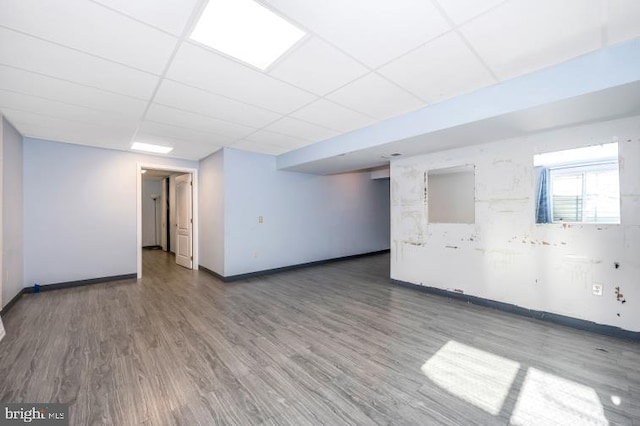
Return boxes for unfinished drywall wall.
[223,148,390,276]
[428,166,475,224]
[391,115,640,332]
[23,138,197,286]
[198,149,224,276]
[2,117,23,308]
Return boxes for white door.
[175,173,193,269]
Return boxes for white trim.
[549,159,618,173]
[0,114,4,308]
[137,162,199,279]
[161,178,168,252]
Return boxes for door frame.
[160,177,168,252]
[0,115,4,308]
[136,162,198,279]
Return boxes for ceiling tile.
[0,0,631,161]
[244,129,310,149]
[378,32,496,104]
[5,109,136,149]
[263,0,451,68]
[268,37,369,95]
[230,140,290,155]
[0,65,147,117]
[92,0,199,36]
[167,43,317,114]
[606,0,640,45]
[290,99,375,132]
[326,73,424,120]
[155,79,281,128]
[146,103,256,139]
[434,0,506,26]
[262,117,338,141]
[0,89,139,128]
[139,120,235,146]
[459,0,602,80]
[134,133,223,160]
[0,28,159,99]
[0,0,177,74]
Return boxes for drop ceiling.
[1,0,639,162]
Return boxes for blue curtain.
[535,166,551,223]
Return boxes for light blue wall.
[23,140,388,284]
[23,138,197,286]
[198,149,224,275]
[2,117,23,308]
[223,148,390,276]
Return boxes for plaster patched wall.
[391,115,640,331]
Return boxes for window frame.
[548,159,620,224]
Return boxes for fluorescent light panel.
[191,0,305,70]
[131,142,174,154]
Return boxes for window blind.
[551,165,619,224]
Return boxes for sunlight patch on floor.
[422,341,610,424]
[510,368,608,426]
[421,340,520,415]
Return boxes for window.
[534,143,620,224]
[550,163,619,223]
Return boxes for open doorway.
[136,163,198,279]
[141,170,166,251]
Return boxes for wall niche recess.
[427,165,475,224]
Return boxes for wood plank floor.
[1,250,639,425]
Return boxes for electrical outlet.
[258,216,263,223]
[592,283,603,296]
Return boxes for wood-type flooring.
[1,250,638,425]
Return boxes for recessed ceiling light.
[131,142,174,154]
[190,0,306,70]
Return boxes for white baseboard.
[0,317,5,342]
